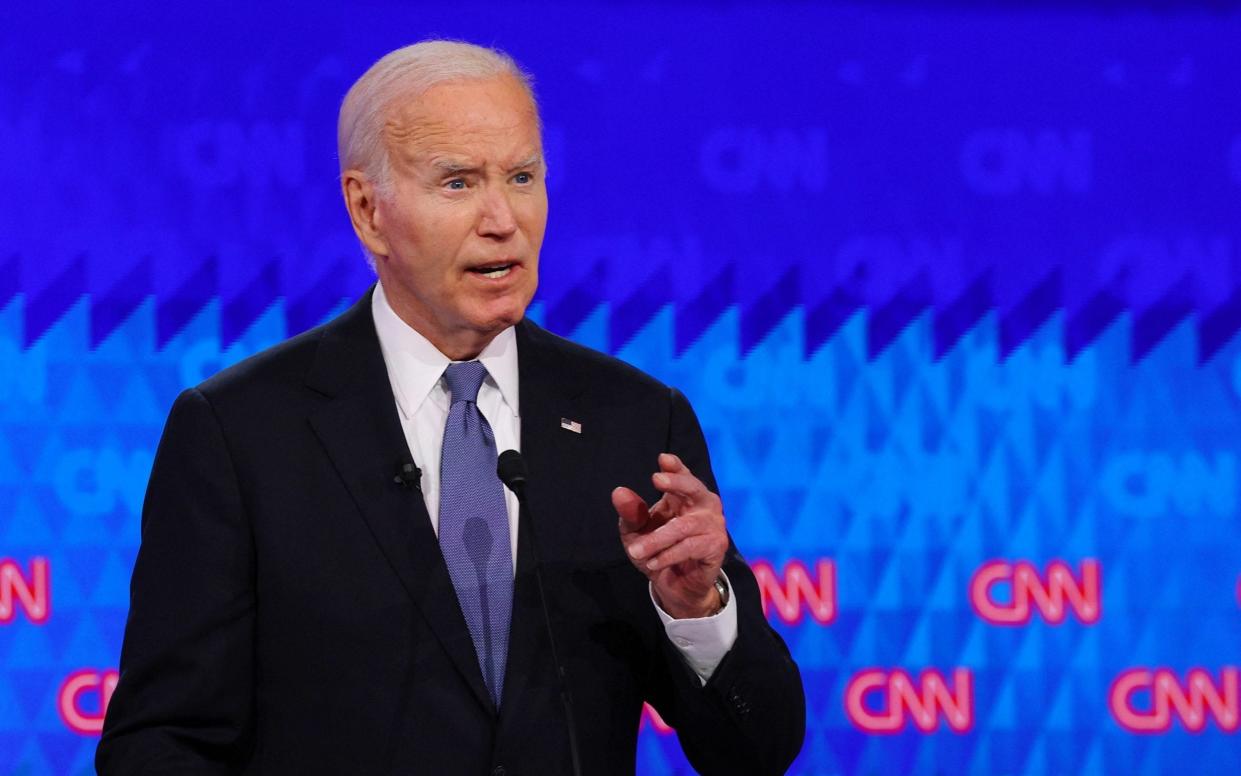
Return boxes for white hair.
[337,39,538,198]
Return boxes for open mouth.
[468,263,516,280]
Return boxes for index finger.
[651,468,711,503]
[658,452,689,475]
[655,453,699,500]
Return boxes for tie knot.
[444,361,488,405]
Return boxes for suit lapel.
[499,319,593,719]
[304,288,494,714]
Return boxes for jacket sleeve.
[96,388,256,775]
[645,387,806,775]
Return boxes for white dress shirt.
[371,282,736,682]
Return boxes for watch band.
[711,575,729,615]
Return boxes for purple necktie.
[438,361,513,706]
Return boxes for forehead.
[384,76,541,162]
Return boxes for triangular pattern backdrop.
[2,3,1240,774]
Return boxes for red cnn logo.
[752,559,835,625]
[969,559,1100,625]
[845,668,973,733]
[640,703,674,735]
[59,669,119,735]
[0,557,50,625]
[1110,667,1239,733]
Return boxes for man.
[98,40,804,774]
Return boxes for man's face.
[357,75,547,358]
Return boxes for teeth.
[479,266,511,279]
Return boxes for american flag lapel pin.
[560,417,582,434]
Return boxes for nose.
[478,187,517,239]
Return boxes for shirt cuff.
[650,571,739,685]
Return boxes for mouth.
[467,261,519,280]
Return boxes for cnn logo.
[970,559,1100,625]
[752,559,835,626]
[0,557,50,625]
[845,668,973,733]
[1110,667,1238,734]
[59,669,119,735]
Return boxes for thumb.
[612,486,650,535]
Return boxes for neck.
[433,338,488,362]
[378,283,496,361]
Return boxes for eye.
[513,172,533,185]
[445,178,467,190]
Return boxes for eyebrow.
[431,158,480,176]
[506,153,543,172]
[429,153,543,177]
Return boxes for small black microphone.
[496,450,582,776]
[496,449,527,500]
[393,461,421,490]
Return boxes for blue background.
[1,2,1239,773]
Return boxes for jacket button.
[492,767,506,776]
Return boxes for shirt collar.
[371,281,520,419]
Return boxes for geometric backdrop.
[2,3,1239,774]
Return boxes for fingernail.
[654,474,669,486]
[646,560,658,570]
[629,544,643,559]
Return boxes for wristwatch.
[711,575,730,615]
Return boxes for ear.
[341,170,390,259]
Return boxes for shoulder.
[195,321,326,402]
[516,318,675,401]
[193,290,378,409]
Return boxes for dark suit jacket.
[97,288,804,775]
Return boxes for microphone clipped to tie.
[394,460,422,491]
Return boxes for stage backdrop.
[2,2,1239,774]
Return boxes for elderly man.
[98,40,804,775]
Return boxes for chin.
[487,291,534,326]
[492,308,527,330]
[470,304,527,337]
